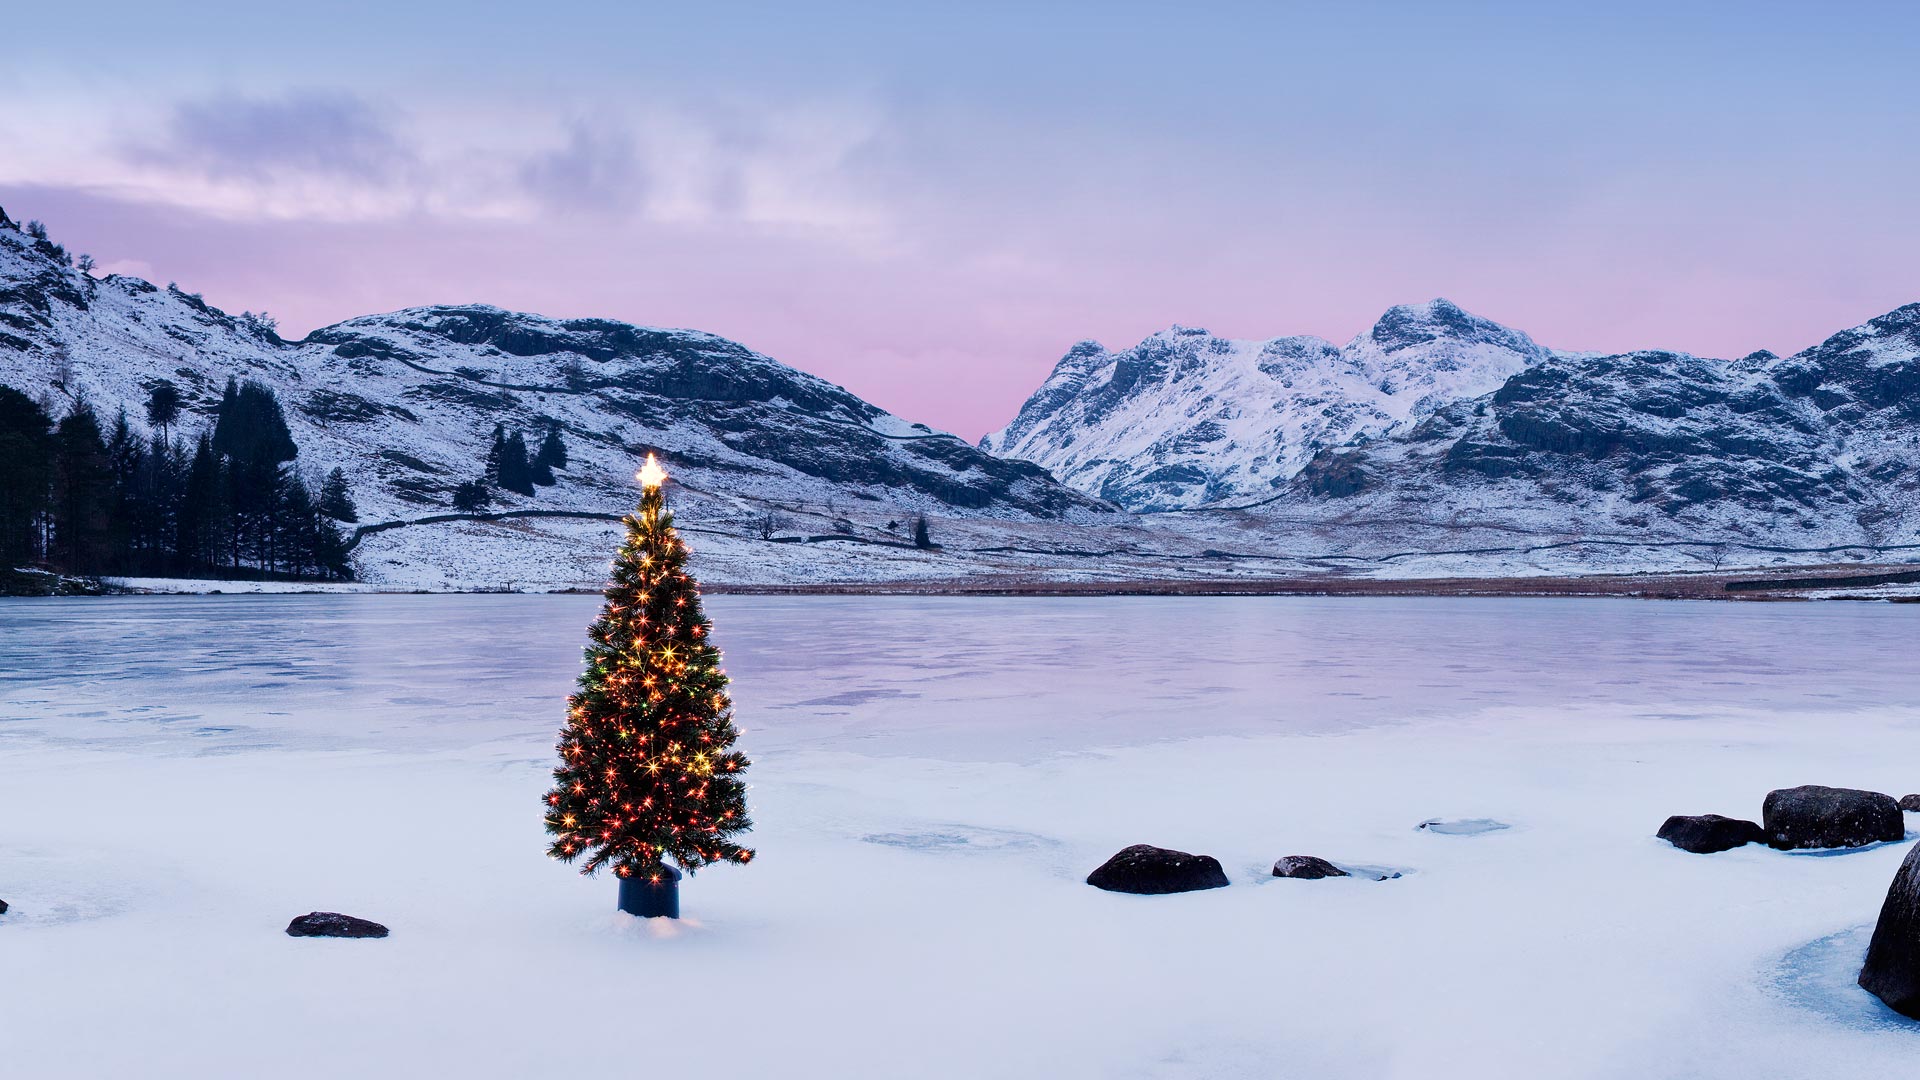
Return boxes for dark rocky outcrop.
[1657,814,1765,854]
[1901,794,1920,813]
[1086,844,1230,894]
[1272,855,1349,880]
[0,898,8,915]
[1762,786,1905,850]
[285,912,389,938]
[1859,841,1920,1019]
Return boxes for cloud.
[519,123,644,215]
[133,91,410,183]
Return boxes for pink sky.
[5,4,1919,438]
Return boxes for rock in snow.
[0,898,8,915]
[1086,845,1230,894]
[285,912,390,938]
[1272,856,1349,880]
[1761,786,1905,850]
[1657,814,1766,854]
[1901,794,1920,813]
[1858,841,1920,1019]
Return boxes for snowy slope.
[0,209,1116,584]
[1269,313,1920,553]
[981,300,1545,510]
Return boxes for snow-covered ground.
[3,595,1918,1077]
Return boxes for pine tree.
[51,400,116,573]
[319,467,358,523]
[500,431,535,495]
[178,432,227,572]
[0,388,54,567]
[486,423,508,484]
[545,454,754,883]
[912,515,933,549]
[536,425,568,471]
[451,479,491,512]
[529,453,555,487]
[145,381,182,439]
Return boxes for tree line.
[453,423,568,511]
[0,377,356,580]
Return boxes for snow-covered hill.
[1263,307,1920,552]
[0,207,1117,585]
[981,300,1545,510]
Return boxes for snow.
[983,302,1544,510]
[4,594,1918,1077]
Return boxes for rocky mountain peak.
[983,303,1542,510]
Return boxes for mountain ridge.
[982,299,1546,510]
[0,211,1116,550]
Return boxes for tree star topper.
[636,452,668,489]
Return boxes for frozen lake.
[3,595,1918,1077]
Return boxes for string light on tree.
[544,451,754,918]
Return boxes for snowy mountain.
[981,300,1546,510]
[0,207,1114,579]
[1271,307,1920,551]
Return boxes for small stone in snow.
[286,912,389,938]
[1900,794,1920,813]
[1272,855,1349,880]
[1657,814,1766,854]
[0,898,8,915]
[1086,844,1230,895]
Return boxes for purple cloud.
[519,124,643,214]
[134,91,408,182]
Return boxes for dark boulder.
[0,898,8,915]
[1272,855,1349,880]
[1762,786,1905,850]
[285,912,389,938]
[1859,841,1920,1019]
[1087,844,1229,894]
[1901,794,1920,813]
[1657,814,1765,854]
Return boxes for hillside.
[0,208,1119,586]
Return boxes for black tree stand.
[618,865,682,919]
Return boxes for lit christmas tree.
[545,453,753,916]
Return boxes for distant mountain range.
[983,298,1920,554]
[5,198,1917,588]
[981,300,1544,510]
[0,206,1112,551]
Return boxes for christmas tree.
[545,453,754,890]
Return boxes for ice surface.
[1415,818,1512,836]
[3,595,1919,1077]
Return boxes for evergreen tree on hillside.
[177,432,226,571]
[536,425,569,471]
[0,388,54,567]
[499,431,535,495]
[212,380,298,570]
[486,423,508,483]
[529,448,556,487]
[130,433,185,572]
[452,480,491,512]
[319,467,358,523]
[145,381,182,439]
[51,401,116,573]
[212,380,297,466]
